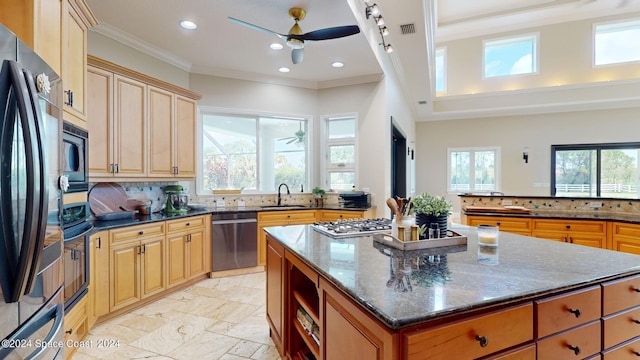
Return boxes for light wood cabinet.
[466,215,532,236]
[166,215,211,288]
[88,230,109,328]
[0,0,62,75]
[62,0,96,126]
[610,222,640,255]
[266,236,286,355]
[316,209,375,221]
[532,219,607,248]
[109,224,166,312]
[63,295,88,358]
[148,89,197,178]
[257,210,316,266]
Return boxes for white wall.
[415,107,640,216]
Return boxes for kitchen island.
[264,224,640,359]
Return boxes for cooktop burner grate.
[311,218,392,238]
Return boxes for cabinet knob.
[186,223,190,226]
[496,222,501,226]
[634,319,640,324]
[474,335,488,347]
[139,231,144,235]
[568,308,581,318]
[568,344,581,356]
[65,328,73,334]
[566,225,571,229]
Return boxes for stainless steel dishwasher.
[211,212,258,271]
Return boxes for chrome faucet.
[277,183,290,206]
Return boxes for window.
[435,47,446,93]
[448,147,500,192]
[594,19,640,66]
[552,143,640,198]
[323,115,357,191]
[200,111,309,192]
[483,34,537,78]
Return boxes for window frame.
[593,18,640,67]
[551,142,640,198]
[435,46,447,94]
[196,106,313,195]
[482,33,539,79]
[447,146,501,194]
[321,113,358,191]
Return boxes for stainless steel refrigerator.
[0,23,65,360]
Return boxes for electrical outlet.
[502,200,513,206]
[217,200,226,208]
[589,201,602,208]
[363,187,370,193]
[238,200,246,208]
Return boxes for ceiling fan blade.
[292,48,304,64]
[301,25,360,41]
[286,138,297,144]
[228,17,287,41]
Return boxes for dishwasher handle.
[211,218,257,225]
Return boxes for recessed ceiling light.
[279,67,290,73]
[180,20,197,30]
[331,61,344,68]
[270,43,284,50]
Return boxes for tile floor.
[72,272,282,360]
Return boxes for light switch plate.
[502,200,513,206]
[589,201,602,208]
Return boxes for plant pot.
[415,214,448,239]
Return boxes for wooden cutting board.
[88,182,128,215]
[464,205,531,214]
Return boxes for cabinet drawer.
[64,295,87,332]
[467,216,531,232]
[485,344,536,360]
[258,210,316,223]
[603,306,640,349]
[166,215,206,232]
[611,222,640,238]
[603,336,640,359]
[110,222,165,244]
[404,303,533,360]
[537,321,601,359]
[532,219,606,233]
[317,210,364,221]
[536,285,601,338]
[603,274,640,316]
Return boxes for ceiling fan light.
[286,37,305,49]
[270,43,284,50]
[179,20,197,30]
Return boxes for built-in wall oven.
[62,122,88,193]
[61,202,93,311]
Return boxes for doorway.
[391,119,407,198]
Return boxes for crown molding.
[90,23,193,72]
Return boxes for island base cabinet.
[266,237,285,356]
[602,337,640,359]
[320,278,397,360]
[536,320,601,359]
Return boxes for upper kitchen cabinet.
[0,0,63,75]
[87,56,201,181]
[62,0,97,127]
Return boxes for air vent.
[400,23,415,35]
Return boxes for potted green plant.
[312,187,326,207]
[410,193,452,239]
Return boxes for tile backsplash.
[459,195,640,215]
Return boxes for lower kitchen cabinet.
[316,209,375,221]
[609,222,640,255]
[532,219,607,248]
[265,236,286,355]
[88,230,109,328]
[166,215,211,288]
[466,215,532,236]
[109,225,167,312]
[63,295,89,359]
[257,210,316,266]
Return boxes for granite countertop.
[264,224,640,330]
[463,209,640,223]
[91,205,374,231]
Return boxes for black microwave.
[62,122,88,192]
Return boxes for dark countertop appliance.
[339,191,371,208]
[0,23,65,359]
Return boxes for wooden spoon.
[386,198,399,216]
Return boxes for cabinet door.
[266,237,285,356]
[87,66,114,177]
[141,236,166,298]
[531,230,566,242]
[175,96,196,177]
[63,0,87,123]
[148,86,174,177]
[167,231,188,288]
[317,210,365,221]
[110,241,140,311]
[91,231,110,321]
[569,232,606,249]
[114,75,146,177]
[188,227,209,278]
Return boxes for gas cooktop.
[311,218,392,238]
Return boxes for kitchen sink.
[260,205,308,209]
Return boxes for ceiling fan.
[228,7,360,64]
[279,122,305,145]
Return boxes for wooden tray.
[88,182,128,215]
[373,231,467,251]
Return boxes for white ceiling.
[85,0,640,119]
